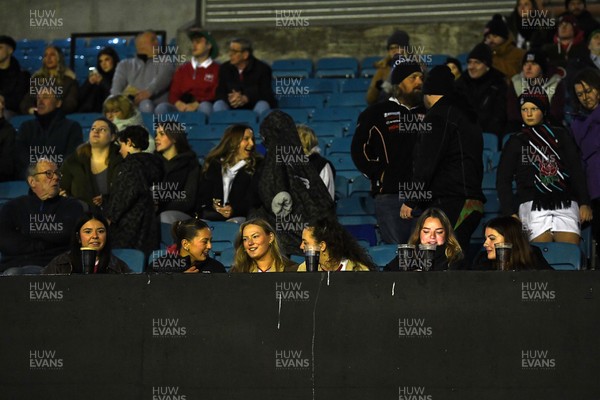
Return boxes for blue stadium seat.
[481,171,496,191]
[531,242,583,270]
[326,136,353,156]
[326,93,367,108]
[315,57,359,79]
[349,174,371,197]
[483,132,499,152]
[189,140,218,159]
[207,221,240,253]
[427,54,452,68]
[113,248,146,273]
[311,107,361,124]
[336,196,375,216]
[338,215,377,225]
[368,244,398,270]
[301,78,340,94]
[483,190,501,214]
[17,39,47,53]
[339,78,371,93]
[217,246,235,271]
[360,56,381,78]
[160,222,174,249]
[208,110,257,125]
[271,58,313,79]
[456,52,469,67]
[334,175,350,199]
[470,213,501,244]
[277,94,326,109]
[308,121,347,139]
[274,108,311,124]
[0,181,30,201]
[68,113,103,131]
[329,154,359,178]
[8,115,35,131]
[343,223,378,246]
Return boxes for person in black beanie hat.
[561,0,600,41]
[352,54,425,244]
[367,30,411,105]
[484,14,526,78]
[0,35,30,118]
[445,57,463,80]
[400,64,485,259]
[456,43,508,138]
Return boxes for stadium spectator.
[366,29,410,105]
[497,90,592,244]
[484,14,526,79]
[297,215,375,271]
[542,14,588,70]
[0,35,30,119]
[297,124,335,200]
[77,47,120,113]
[155,28,220,117]
[105,125,163,255]
[456,43,508,138]
[559,0,600,41]
[471,216,552,270]
[506,0,554,50]
[213,38,276,115]
[199,124,261,222]
[230,218,297,272]
[0,158,84,274]
[102,94,155,152]
[351,56,425,244]
[59,117,122,211]
[0,94,16,181]
[385,208,465,271]
[110,30,174,113]
[43,212,131,274]
[154,121,200,215]
[445,57,463,80]
[20,45,79,115]
[401,65,485,255]
[15,85,84,179]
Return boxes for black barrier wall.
[1,272,599,400]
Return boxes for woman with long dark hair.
[472,216,551,270]
[78,47,120,113]
[298,216,375,271]
[199,124,261,221]
[43,212,130,274]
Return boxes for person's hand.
[174,101,187,112]
[217,204,233,219]
[59,189,68,197]
[184,266,199,273]
[580,205,593,223]
[92,195,103,206]
[228,91,247,108]
[88,73,102,85]
[185,101,199,112]
[134,90,151,105]
[400,203,413,219]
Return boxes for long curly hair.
[408,208,463,265]
[202,124,260,175]
[231,218,287,272]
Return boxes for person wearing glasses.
[213,38,277,116]
[59,117,123,211]
[0,158,84,275]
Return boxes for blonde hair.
[102,94,136,119]
[296,124,318,155]
[230,218,286,273]
[408,208,463,265]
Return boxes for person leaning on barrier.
[385,208,465,271]
[298,216,375,272]
[151,218,226,273]
[43,212,130,274]
[230,218,297,273]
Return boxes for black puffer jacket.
[157,151,200,215]
[105,152,164,255]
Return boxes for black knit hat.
[445,57,463,74]
[390,55,421,84]
[522,49,548,74]
[387,30,409,48]
[565,0,586,8]
[468,43,493,67]
[423,65,455,96]
[484,14,509,39]
[519,88,550,115]
[0,35,16,51]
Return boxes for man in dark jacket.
[401,65,485,256]
[15,86,83,179]
[456,43,507,140]
[0,35,30,118]
[0,158,84,274]
[213,38,276,116]
[351,56,426,244]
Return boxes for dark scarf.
[522,122,571,211]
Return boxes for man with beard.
[400,66,485,258]
[351,55,425,244]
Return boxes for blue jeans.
[213,99,271,115]
[374,194,415,244]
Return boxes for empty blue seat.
[271,58,313,79]
[207,221,240,253]
[0,181,30,200]
[349,174,371,197]
[277,94,326,109]
[301,78,340,94]
[326,93,367,108]
[338,215,377,225]
[68,113,104,131]
[209,110,257,125]
[326,136,353,156]
[334,175,350,199]
[315,57,359,79]
[481,171,496,191]
[339,78,371,93]
[343,223,378,246]
[311,107,361,124]
[336,196,375,216]
[360,56,381,78]
[368,244,398,270]
[483,132,499,152]
[217,246,235,271]
[189,140,217,159]
[483,190,501,214]
[113,248,146,273]
[308,121,347,139]
[329,154,358,175]
[531,242,583,270]
[8,115,35,131]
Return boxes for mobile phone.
[88,67,98,75]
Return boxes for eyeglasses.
[91,127,109,133]
[228,48,244,54]
[33,170,62,179]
